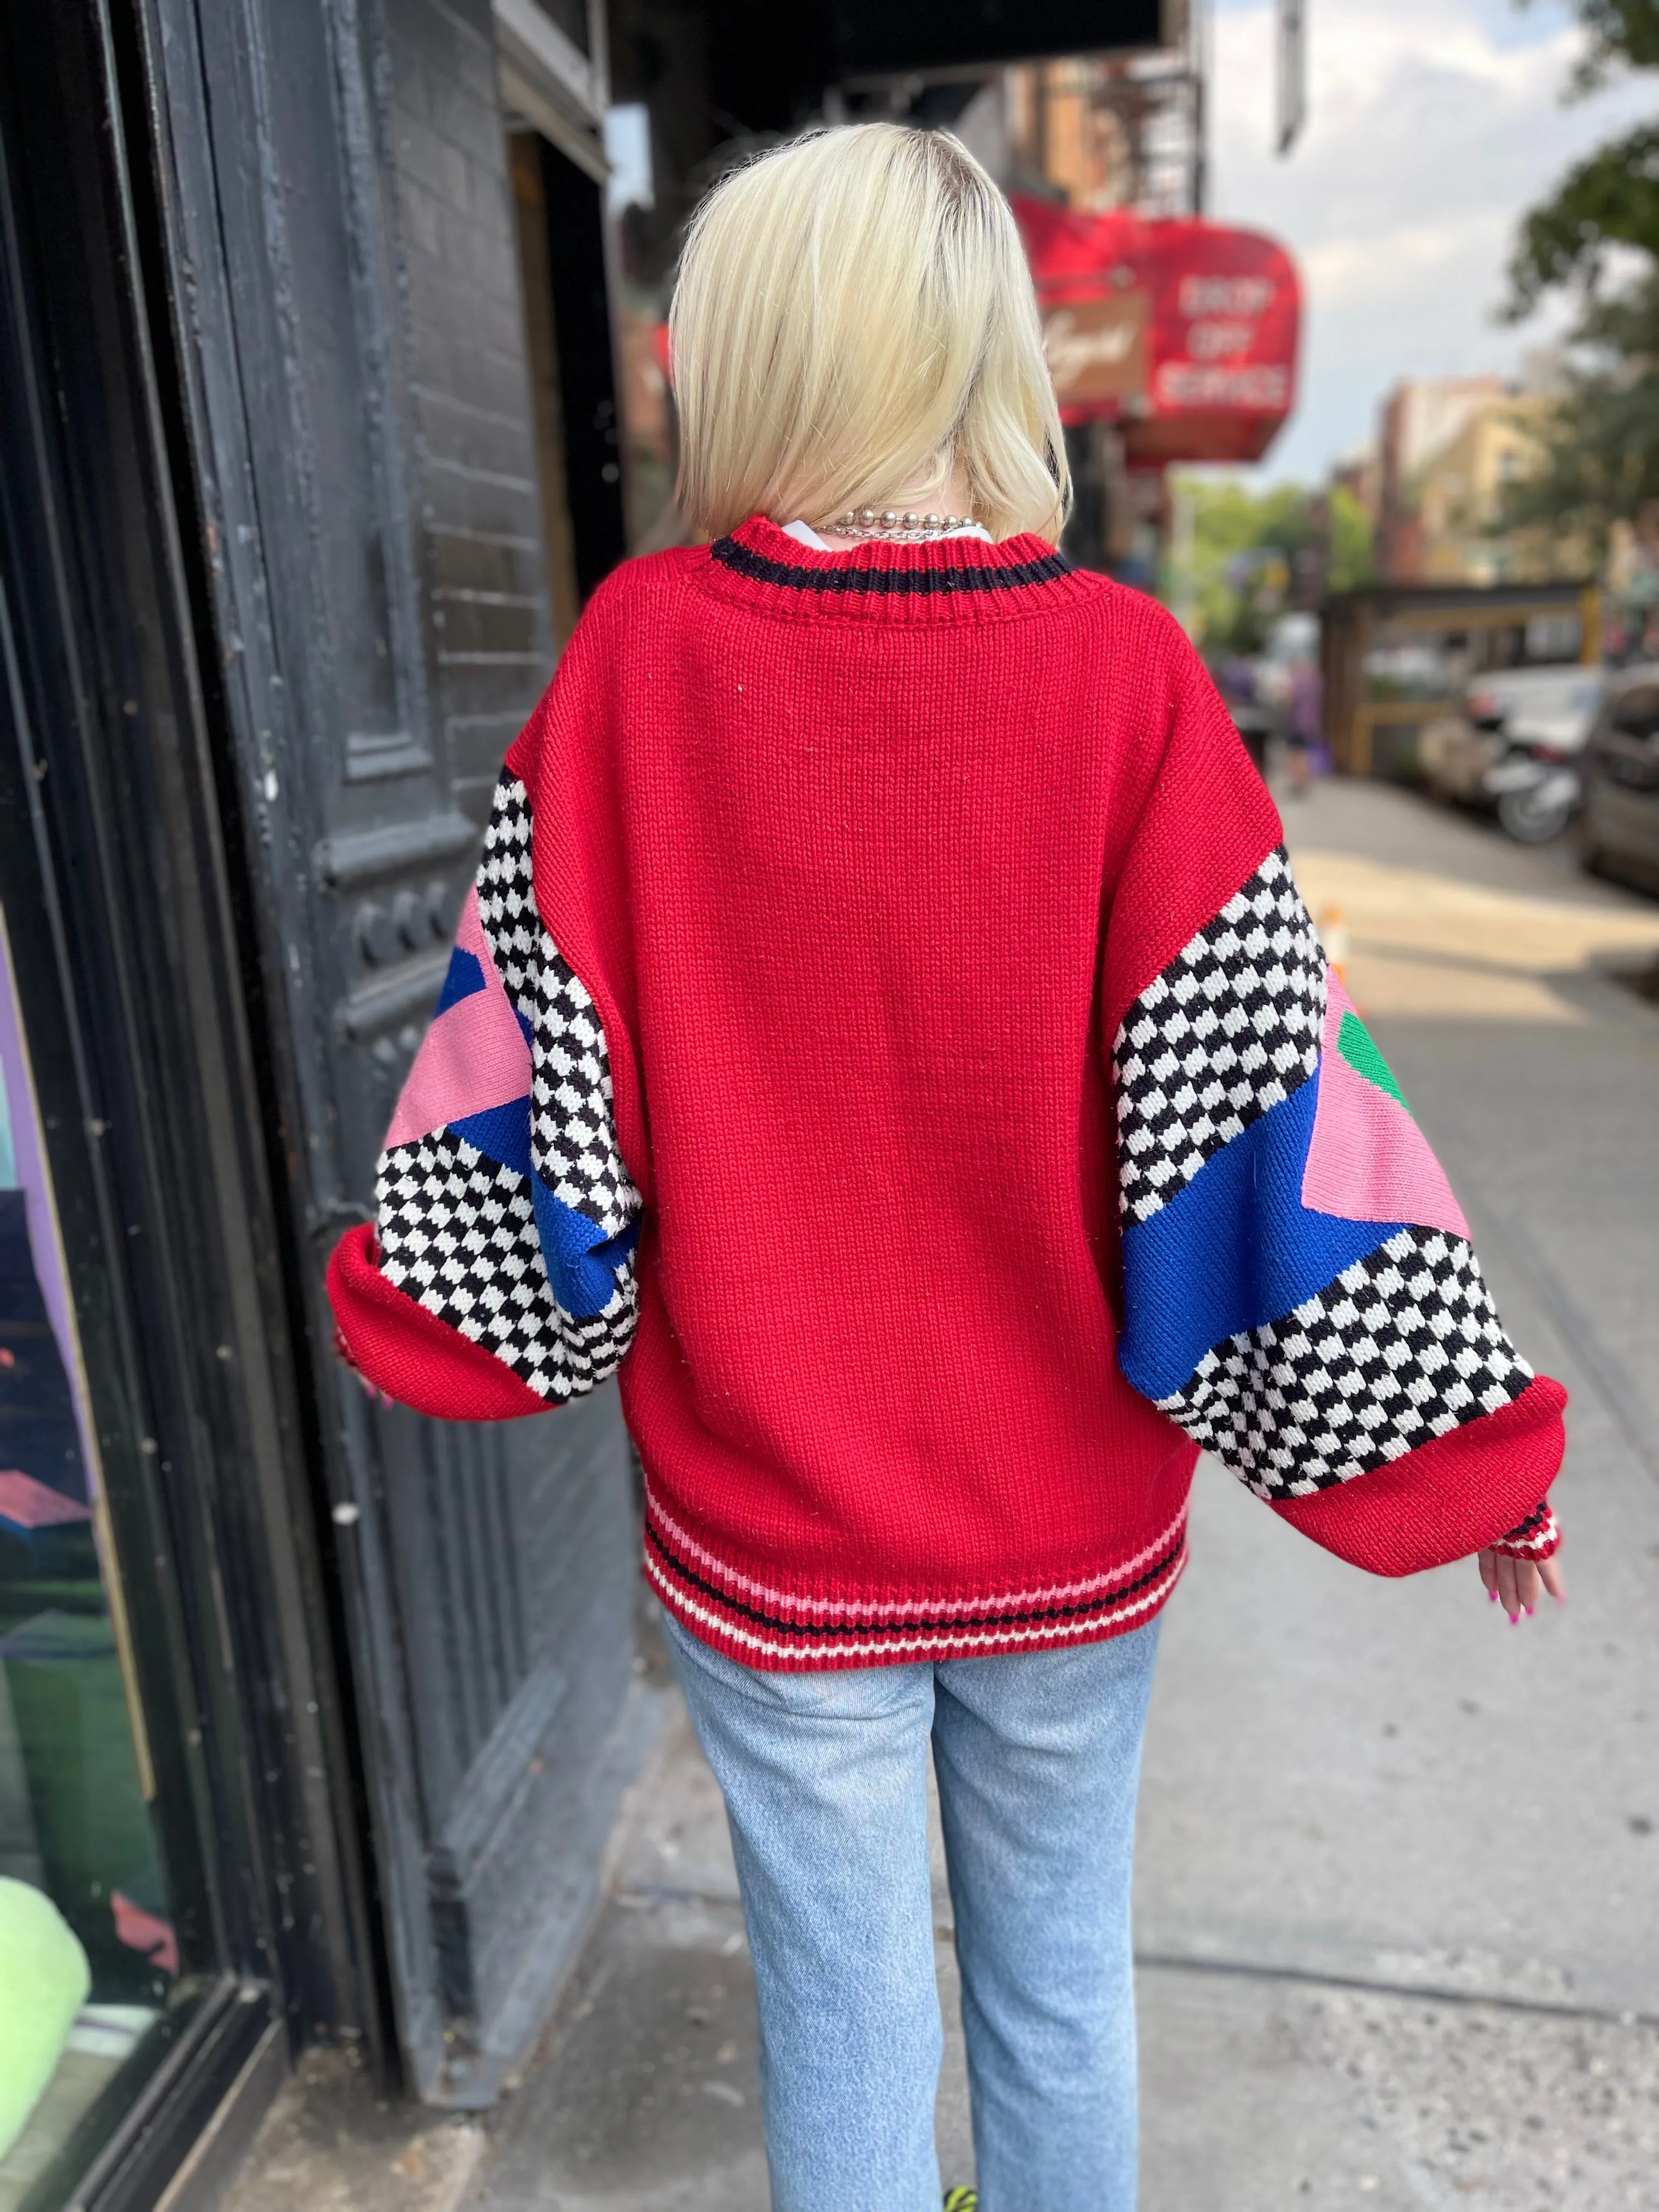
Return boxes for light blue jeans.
[662,1610,1161,2212]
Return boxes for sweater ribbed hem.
[641,1489,1188,1671]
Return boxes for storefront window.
[0,913,196,2209]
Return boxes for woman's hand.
[1476,1544,1565,1622]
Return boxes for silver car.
[1579,664,1659,895]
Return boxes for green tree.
[1499,3,1659,550]
[1498,277,1659,554]
[1505,4,1659,303]
[1504,122,1659,313]
[1328,486,1376,592]
[1171,479,1373,651]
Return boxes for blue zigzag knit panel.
[1119,1060,1404,1402]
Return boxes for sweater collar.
[702,515,1087,623]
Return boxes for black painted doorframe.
[125,0,649,2107]
[0,3,388,2202]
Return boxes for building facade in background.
[1003,46,1205,216]
[1370,371,1583,588]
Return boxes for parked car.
[1578,664,1659,894]
[1420,664,1609,840]
[1419,709,1500,804]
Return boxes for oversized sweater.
[328,516,1566,1669]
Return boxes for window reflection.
[0,914,178,2203]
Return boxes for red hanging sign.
[1014,198,1301,466]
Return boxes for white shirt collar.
[780,518,994,551]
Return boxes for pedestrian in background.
[1284,652,1325,794]
[1210,648,1271,778]
[330,124,1566,2212]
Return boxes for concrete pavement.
[220,777,1659,2210]
[1135,778,1659,2206]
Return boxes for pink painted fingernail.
[1508,1612,1520,1626]
[1488,1589,1498,1603]
[1525,1606,1534,1617]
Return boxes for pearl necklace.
[815,506,981,543]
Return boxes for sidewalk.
[222,778,1659,2212]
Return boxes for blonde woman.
[331,125,1565,2211]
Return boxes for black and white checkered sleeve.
[371,771,642,1406]
[476,774,642,1245]
[1113,845,1325,1228]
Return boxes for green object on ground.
[1338,1009,1410,1110]
[0,1875,91,2160]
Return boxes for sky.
[1207,0,1655,484]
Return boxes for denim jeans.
[661,1609,1161,2212]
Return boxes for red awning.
[1014,199,1301,466]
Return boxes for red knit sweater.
[329,517,1565,1668]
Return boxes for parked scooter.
[1423,664,1606,844]
[1482,741,1582,844]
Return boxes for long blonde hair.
[670,124,1069,544]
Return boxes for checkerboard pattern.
[529,954,637,1235]
[475,772,540,1005]
[369,769,642,1399]
[376,1126,637,1402]
[477,770,641,1239]
[1114,847,1325,1227]
[1158,1226,1534,1498]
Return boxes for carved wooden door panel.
[141,0,643,2100]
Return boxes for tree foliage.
[1499,1,1659,546]
[1504,122,1659,312]
[1548,0,1659,97]
[1497,276,1659,552]
[1176,480,1373,652]
[1506,1,1659,309]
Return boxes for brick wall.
[383,0,554,826]
[365,6,641,2079]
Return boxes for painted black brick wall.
[383,0,554,825]
[373,2,642,2085]
[145,0,641,2088]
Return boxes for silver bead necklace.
[816,506,981,543]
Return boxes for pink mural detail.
[383,887,531,1149]
[112,1891,179,1976]
[1302,968,1470,1240]
[0,1469,92,1530]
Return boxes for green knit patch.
[1338,1011,1409,1111]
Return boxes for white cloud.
[1207,0,1655,481]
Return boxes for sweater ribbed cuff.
[1490,1501,1560,1561]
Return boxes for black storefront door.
[0,9,376,2207]
[3,0,652,2172]
[131,0,649,2107]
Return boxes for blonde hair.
[670,125,1069,544]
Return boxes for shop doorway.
[0,6,376,2204]
[509,132,630,643]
